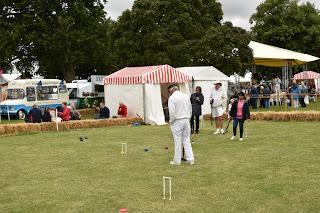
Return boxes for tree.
[194,22,253,75]
[250,0,320,70]
[110,0,252,75]
[0,0,112,81]
[111,0,223,68]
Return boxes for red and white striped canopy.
[104,65,191,85]
[294,71,320,80]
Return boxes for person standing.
[249,85,259,109]
[290,82,301,110]
[190,86,204,134]
[299,82,308,108]
[274,76,282,105]
[210,82,227,134]
[229,92,250,141]
[263,85,271,108]
[168,84,194,165]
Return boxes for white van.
[0,79,69,119]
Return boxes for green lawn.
[1,121,320,212]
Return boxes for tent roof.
[249,41,319,67]
[177,66,229,81]
[294,71,320,80]
[104,64,191,85]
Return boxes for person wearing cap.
[210,82,227,134]
[168,84,194,165]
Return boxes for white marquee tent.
[249,41,319,67]
[177,66,229,115]
[104,65,191,125]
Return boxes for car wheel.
[17,110,26,120]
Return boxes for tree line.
[0,0,319,82]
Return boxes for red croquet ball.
[119,208,128,213]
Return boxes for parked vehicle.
[0,79,68,119]
[67,75,105,108]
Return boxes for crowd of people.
[232,77,317,110]
[25,101,128,123]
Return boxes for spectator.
[58,102,71,121]
[118,102,128,117]
[263,85,271,108]
[249,85,259,109]
[70,102,81,120]
[42,108,52,122]
[229,92,250,141]
[291,82,301,110]
[299,82,308,107]
[95,102,110,119]
[27,105,43,123]
[210,82,227,134]
[190,86,204,134]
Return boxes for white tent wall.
[104,82,189,125]
[144,84,166,125]
[104,84,144,117]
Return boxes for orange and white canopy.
[104,65,191,85]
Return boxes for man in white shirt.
[168,84,194,165]
[210,82,227,134]
[274,77,282,105]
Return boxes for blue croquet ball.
[144,148,149,152]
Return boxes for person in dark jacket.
[28,105,43,123]
[95,102,110,119]
[249,85,259,109]
[263,85,271,108]
[229,92,250,141]
[190,86,204,134]
[42,108,52,122]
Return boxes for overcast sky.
[104,0,320,30]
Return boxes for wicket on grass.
[163,176,172,200]
[121,143,127,156]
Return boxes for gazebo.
[249,41,319,90]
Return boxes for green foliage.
[250,0,320,70]
[0,0,112,81]
[110,0,252,75]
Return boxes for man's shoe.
[230,136,236,140]
[220,129,225,134]
[191,129,194,134]
[186,160,195,165]
[239,138,244,141]
[195,130,199,134]
[214,129,220,135]
[170,161,181,165]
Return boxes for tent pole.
[142,83,147,123]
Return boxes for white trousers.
[170,119,194,164]
[293,99,299,109]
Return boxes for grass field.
[1,121,320,212]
